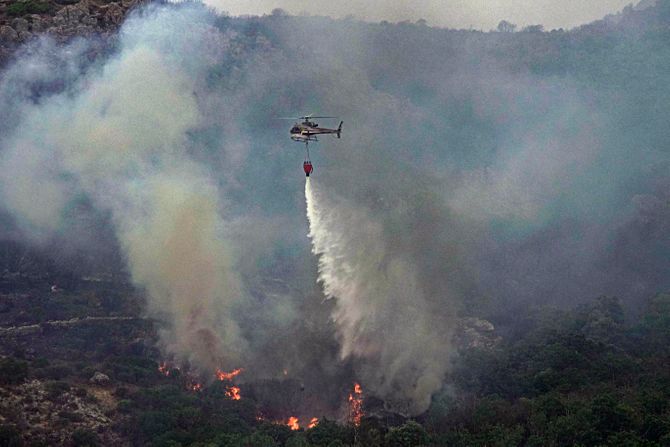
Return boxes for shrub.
[0,424,21,447]
[38,363,73,380]
[31,358,49,368]
[113,386,130,399]
[6,0,50,16]
[73,387,88,398]
[58,410,84,423]
[0,357,28,385]
[71,428,100,447]
[45,380,70,400]
[117,399,133,413]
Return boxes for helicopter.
[279,115,343,177]
[286,115,343,143]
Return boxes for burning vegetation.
[348,383,364,426]
[285,416,320,431]
[157,362,245,400]
[187,381,203,392]
[156,360,360,433]
[287,416,300,431]
[157,361,170,376]
[216,367,244,400]
[216,367,243,381]
[225,385,241,400]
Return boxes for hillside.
[0,0,668,446]
[1,275,670,445]
[0,0,141,64]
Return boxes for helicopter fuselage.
[290,121,343,142]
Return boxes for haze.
[209,0,636,30]
[1,0,668,418]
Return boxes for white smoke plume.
[306,178,454,415]
[0,6,247,373]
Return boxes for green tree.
[607,431,648,446]
[257,422,292,445]
[546,406,598,446]
[359,426,382,447]
[497,20,517,33]
[385,421,429,447]
[307,419,350,446]
[240,432,276,447]
[590,394,639,440]
[475,425,524,447]
[642,293,670,334]
[285,434,312,447]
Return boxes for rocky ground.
[454,317,501,351]
[0,378,123,445]
[0,272,155,445]
[0,0,143,64]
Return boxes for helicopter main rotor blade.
[276,115,338,120]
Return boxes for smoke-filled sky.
[210,0,637,29]
[0,0,668,418]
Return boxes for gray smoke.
[0,6,248,373]
[0,1,668,416]
[306,177,455,414]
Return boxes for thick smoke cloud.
[0,7,248,373]
[0,2,668,417]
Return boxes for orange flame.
[158,362,170,376]
[216,368,244,381]
[188,382,203,392]
[225,386,241,400]
[348,383,364,426]
[287,416,300,431]
[308,417,319,429]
